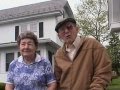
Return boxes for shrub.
[0,82,5,90]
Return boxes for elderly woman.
[5,31,57,90]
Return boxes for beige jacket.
[54,37,112,90]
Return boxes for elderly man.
[54,18,112,90]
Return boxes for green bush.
[0,82,5,90]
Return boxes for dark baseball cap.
[55,18,76,33]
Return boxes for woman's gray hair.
[17,31,38,47]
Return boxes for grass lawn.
[107,77,120,90]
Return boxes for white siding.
[0,24,15,43]
[109,0,120,32]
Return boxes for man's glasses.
[58,23,76,34]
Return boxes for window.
[18,52,21,57]
[48,51,53,65]
[15,26,19,41]
[30,22,37,32]
[36,50,40,55]
[21,23,27,32]
[39,22,43,38]
[6,53,14,71]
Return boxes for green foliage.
[75,0,109,42]
[0,82,5,90]
[107,33,120,75]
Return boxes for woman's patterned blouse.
[6,54,56,90]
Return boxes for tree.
[107,33,120,75]
[75,0,109,43]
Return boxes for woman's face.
[19,38,37,58]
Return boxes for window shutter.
[15,26,19,41]
[48,51,53,65]
[39,22,43,38]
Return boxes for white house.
[0,0,74,83]
[108,0,120,36]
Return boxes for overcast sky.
[0,0,80,13]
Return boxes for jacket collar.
[18,54,42,63]
[62,36,86,54]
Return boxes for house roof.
[0,0,73,22]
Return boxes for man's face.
[58,22,78,45]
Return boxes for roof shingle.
[0,0,68,21]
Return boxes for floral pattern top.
[6,54,56,90]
